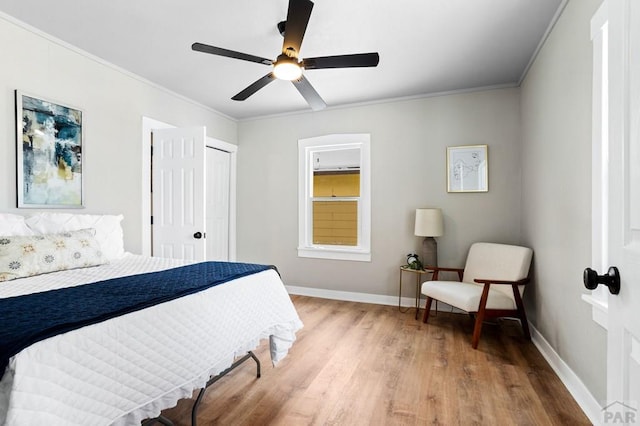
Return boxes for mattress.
[0,254,303,425]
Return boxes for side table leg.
[414,273,421,320]
[398,269,409,313]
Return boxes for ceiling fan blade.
[282,0,314,58]
[292,75,326,111]
[302,53,380,70]
[192,42,273,66]
[231,73,277,101]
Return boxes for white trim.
[286,286,468,313]
[287,285,407,306]
[581,293,609,329]
[518,0,569,85]
[206,138,238,261]
[297,247,371,262]
[0,12,235,123]
[298,134,371,262]
[240,83,517,122]
[584,0,610,328]
[141,117,174,256]
[530,323,603,425]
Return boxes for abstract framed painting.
[16,91,84,208]
[446,144,488,193]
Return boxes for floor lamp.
[414,208,444,268]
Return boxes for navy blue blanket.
[0,261,274,379]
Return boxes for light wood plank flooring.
[160,296,590,425]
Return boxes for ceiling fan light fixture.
[273,55,303,80]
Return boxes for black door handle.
[583,266,620,295]
[193,232,203,239]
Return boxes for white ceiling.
[0,0,564,120]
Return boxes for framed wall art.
[16,91,84,208]
[446,144,488,193]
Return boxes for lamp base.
[422,237,438,268]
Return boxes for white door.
[206,147,231,261]
[605,0,640,419]
[152,126,206,261]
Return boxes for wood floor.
[159,295,590,425]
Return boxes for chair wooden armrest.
[423,266,464,281]
[473,277,530,285]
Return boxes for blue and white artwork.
[17,92,83,207]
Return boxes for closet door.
[206,147,231,261]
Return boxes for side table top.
[399,266,432,274]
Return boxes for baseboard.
[286,285,463,313]
[529,323,602,424]
[286,285,416,307]
[286,285,603,424]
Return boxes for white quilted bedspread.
[0,254,303,425]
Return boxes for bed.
[0,212,303,426]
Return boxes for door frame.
[141,116,237,260]
[206,139,238,261]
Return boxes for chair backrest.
[462,242,533,299]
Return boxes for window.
[298,134,371,261]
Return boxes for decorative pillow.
[25,213,125,260]
[0,213,34,237]
[0,229,107,282]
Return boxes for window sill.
[297,246,371,262]
[581,293,608,330]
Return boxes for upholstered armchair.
[421,242,533,349]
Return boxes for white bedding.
[0,254,303,425]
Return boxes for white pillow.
[0,229,107,282]
[0,213,34,236]
[25,213,125,260]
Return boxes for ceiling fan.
[191,0,379,111]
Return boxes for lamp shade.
[414,208,444,237]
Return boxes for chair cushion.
[421,280,516,312]
[462,242,532,299]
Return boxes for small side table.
[398,266,433,319]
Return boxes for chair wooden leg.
[471,312,485,349]
[423,297,433,323]
[472,283,491,349]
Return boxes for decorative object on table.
[446,144,488,192]
[406,253,423,270]
[16,91,84,208]
[414,208,444,267]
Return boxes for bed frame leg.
[191,351,261,426]
[141,415,174,426]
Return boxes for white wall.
[520,0,606,401]
[0,14,237,254]
[237,88,522,298]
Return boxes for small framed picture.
[446,144,488,193]
[16,91,84,208]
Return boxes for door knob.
[193,232,203,239]
[583,266,620,295]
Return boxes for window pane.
[312,200,358,246]
[313,171,360,197]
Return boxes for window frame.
[582,0,609,329]
[298,134,371,261]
